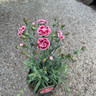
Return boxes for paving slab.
[0,0,96,96]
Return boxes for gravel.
[0,0,96,96]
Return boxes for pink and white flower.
[20,43,24,47]
[58,29,64,41]
[37,26,51,36]
[18,26,26,37]
[32,22,35,25]
[37,19,48,25]
[49,56,53,60]
[37,38,50,50]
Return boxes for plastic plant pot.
[27,69,57,96]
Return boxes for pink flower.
[37,19,48,25]
[49,56,53,60]
[58,29,64,41]
[20,43,24,47]
[21,26,26,32]
[18,31,22,37]
[18,26,26,37]
[37,26,51,36]
[37,38,50,50]
[32,22,35,25]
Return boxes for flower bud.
[61,54,65,58]
[61,25,65,30]
[32,22,35,25]
[20,43,24,47]
[24,39,27,42]
[23,18,28,25]
[43,67,46,71]
[68,53,72,57]
[42,59,46,63]
[49,56,53,60]
[26,55,30,59]
[55,30,58,34]
[59,48,62,52]
[24,32,30,36]
[32,27,36,31]
[22,35,26,39]
[54,17,57,21]
[21,52,26,55]
[57,22,60,26]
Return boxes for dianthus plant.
[17,18,73,94]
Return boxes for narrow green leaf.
[21,89,25,94]
[44,80,48,86]
[64,32,70,36]
[27,80,31,84]
[41,81,46,87]
[27,73,35,77]
[33,66,37,72]
[60,65,67,71]
[81,46,87,51]
[37,73,41,79]
[24,62,31,67]
[64,85,70,92]
[42,76,49,81]
[34,80,41,93]
[17,94,20,96]
[74,49,79,57]
[52,78,58,84]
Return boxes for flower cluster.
[18,19,64,50]
[18,26,26,37]
[17,18,84,96]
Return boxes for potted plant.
[17,18,85,96]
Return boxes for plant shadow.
[76,0,96,11]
